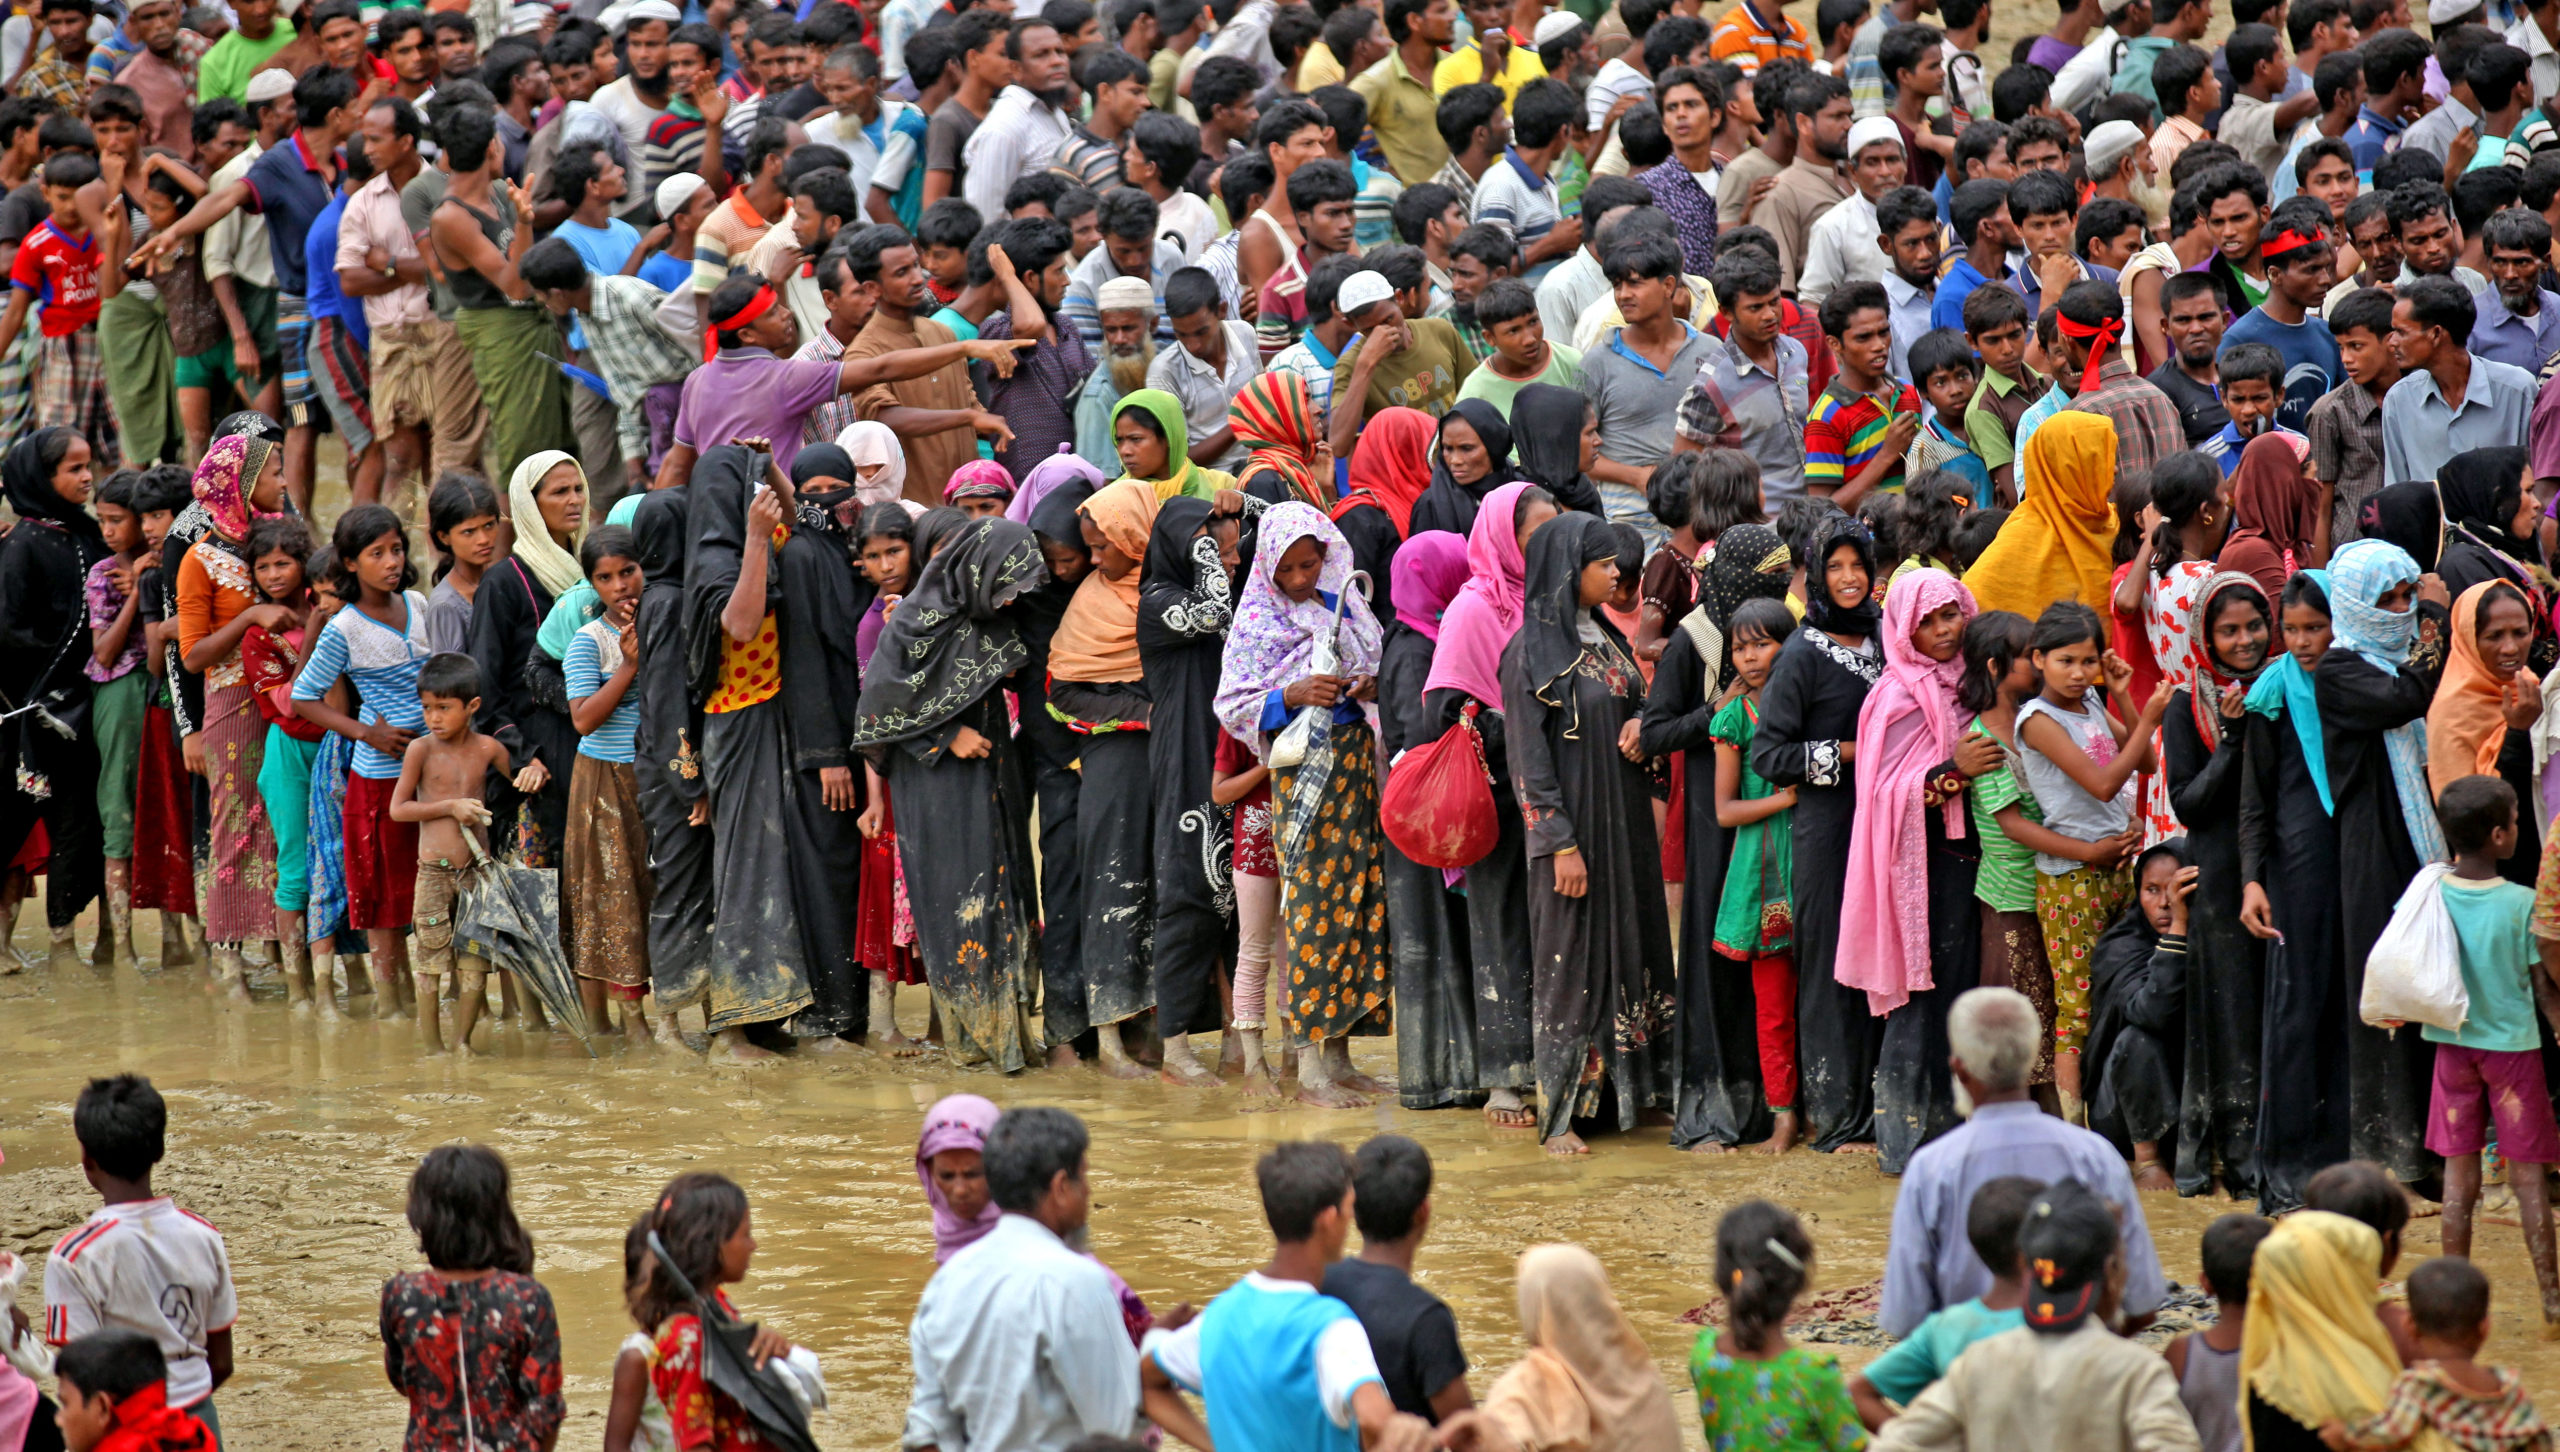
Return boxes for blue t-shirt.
[2199,421,2308,477]
[1152,1275,1378,1452]
[1858,1298,2025,1406]
[1930,257,2002,333]
[290,591,430,780]
[244,131,338,296]
[637,249,692,293]
[302,190,367,351]
[563,621,638,762]
[2431,873,2542,1053]
[554,216,642,350]
[2219,307,2340,435]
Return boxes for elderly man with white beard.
[1072,274,1158,474]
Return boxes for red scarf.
[95,1384,213,1452]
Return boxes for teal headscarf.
[535,492,645,660]
[2243,568,2333,814]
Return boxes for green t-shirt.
[1858,1299,2025,1408]
[197,22,297,103]
[2429,874,2542,1053]
[1454,341,1583,420]
[1331,316,1477,426]
[1690,1338,1870,1451]
[1966,717,2043,915]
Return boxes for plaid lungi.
[37,325,119,468]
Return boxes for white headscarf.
[838,420,923,516]
[507,449,589,598]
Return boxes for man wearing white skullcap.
[1797,115,1905,308]
[589,0,680,170]
[1070,273,1160,475]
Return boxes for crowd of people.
[10,0,2560,1344]
[6,1072,2555,1452]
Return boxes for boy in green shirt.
[1959,283,2047,505]
[1848,1175,2043,1428]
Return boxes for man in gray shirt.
[1581,227,1718,550]
[2381,274,2535,484]
[1673,244,1811,505]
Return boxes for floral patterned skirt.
[2037,860,2134,1055]
[1273,722,1391,1044]
[198,682,276,943]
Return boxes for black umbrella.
[644,1231,823,1452]
[454,836,596,1057]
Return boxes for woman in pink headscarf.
[914,1096,1154,1343]
[1423,480,1564,1128]
[1837,568,2006,1172]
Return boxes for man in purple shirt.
[655,272,1034,486]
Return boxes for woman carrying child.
[1378,530,1481,1111]
[1840,568,1998,1172]
[1642,510,1795,1153]
[564,525,657,1045]
[1753,515,1887,1155]
[2159,572,2274,1197]
[2013,600,2171,1122]
[2317,538,2453,1193]
[1428,481,1562,1129]
[852,516,1049,1073]
[2238,572,2347,1215]
[175,432,287,999]
[1498,511,1675,1154]
[237,514,335,1016]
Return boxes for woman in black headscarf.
[2085,839,2192,1177]
[628,480,711,1033]
[777,444,877,1042]
[1500,511,1676,1154]
[1138,495,1241,1084]
[1641,518,1795,1150]
[1023,480,1095,1061]
[2360,480,2444,573]
[855,516,1051,1072]
[2434,447,2556,672]
[681,444,861,1059]
[1751,514,1888,1153]
[0,427,109,965]
[1508,384,1605,517]
[1408,398,1517,539]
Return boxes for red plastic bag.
[1381,703,1499,868]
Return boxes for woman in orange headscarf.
[2427,581,2543,888]
[1962,412,2119,621]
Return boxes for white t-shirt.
[44,1199,237,1408]
[590,76,671,166]
[1585,56,1652,130]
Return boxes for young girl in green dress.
[1710,598,1804,1155]
[1691,1199,1868,1451]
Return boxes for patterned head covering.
[943,458,1018,505]
[2330,538,2448,864]
[1212,501,1383,753]
[1229,372,1326,510]
[189,433,281,544]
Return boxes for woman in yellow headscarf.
[1963,411,2120,621]
[2241,1210,2443,1452]
[1111,388,1235,500]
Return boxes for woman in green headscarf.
[1111,389,1235,501]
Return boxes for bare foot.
[1831,1140,1879,1154]
[2132,1161,2176,1193]
[710,1030,776,1062]
[1753,1111,1800,1156]
[1096,1055,1153,1081]
[1240,1067,1280,1100]
[1047,1043,1082,1068]
[1161,1060,1222,1088]
[1484,1098,1536,1129]
[1334,1066,1386,1095]
[1219,1030,1246,1075]
[1686,1140,1736,1155]
[1296,1079,1372,1108]
[1544,1131,1591,1157]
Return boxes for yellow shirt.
[1431,35,1546,103]
[1351,50,1447,184]
[1298,39,1345,91]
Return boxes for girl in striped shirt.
[564,525,656,1045]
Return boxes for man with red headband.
[651,266,1032,489]
[2221,196,2343,434]
[2053,278,2185,481]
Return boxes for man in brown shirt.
[1757,71,1853,294]
[845,225,1013,503]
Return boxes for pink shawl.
[1422,481,1536,706]
[1839,568,1978,1017]
[915,1093,1002,1262]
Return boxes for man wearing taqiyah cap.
[1797,115,1906,307]
[2082,119,2150,201]
[1324,267,1478,457]
[589,0,681,168]
[1070,274,1160,473]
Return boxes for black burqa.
[1751,518,1886,1152]
[469,547,577,865]
[2434,449,2558,675]
[681,445,863,1037]
[1022,482,1095,1047]
[1407,400,1517,539]
[2315,620,2446,1195]
[629,484,713,1012]
[855,516,1049,1072]
[1500,512,1677,1142]
[2086,840,2189,1160]
[2239,588,2348,1215]
[1136,497,1237,1039]
[1379,533,1481,1110]
[1640,523,1794,1149]
[0,428,108,927]
[2159,577,2267,1198]
[1508,384,1606,517]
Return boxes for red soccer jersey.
[11,217,99,335]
